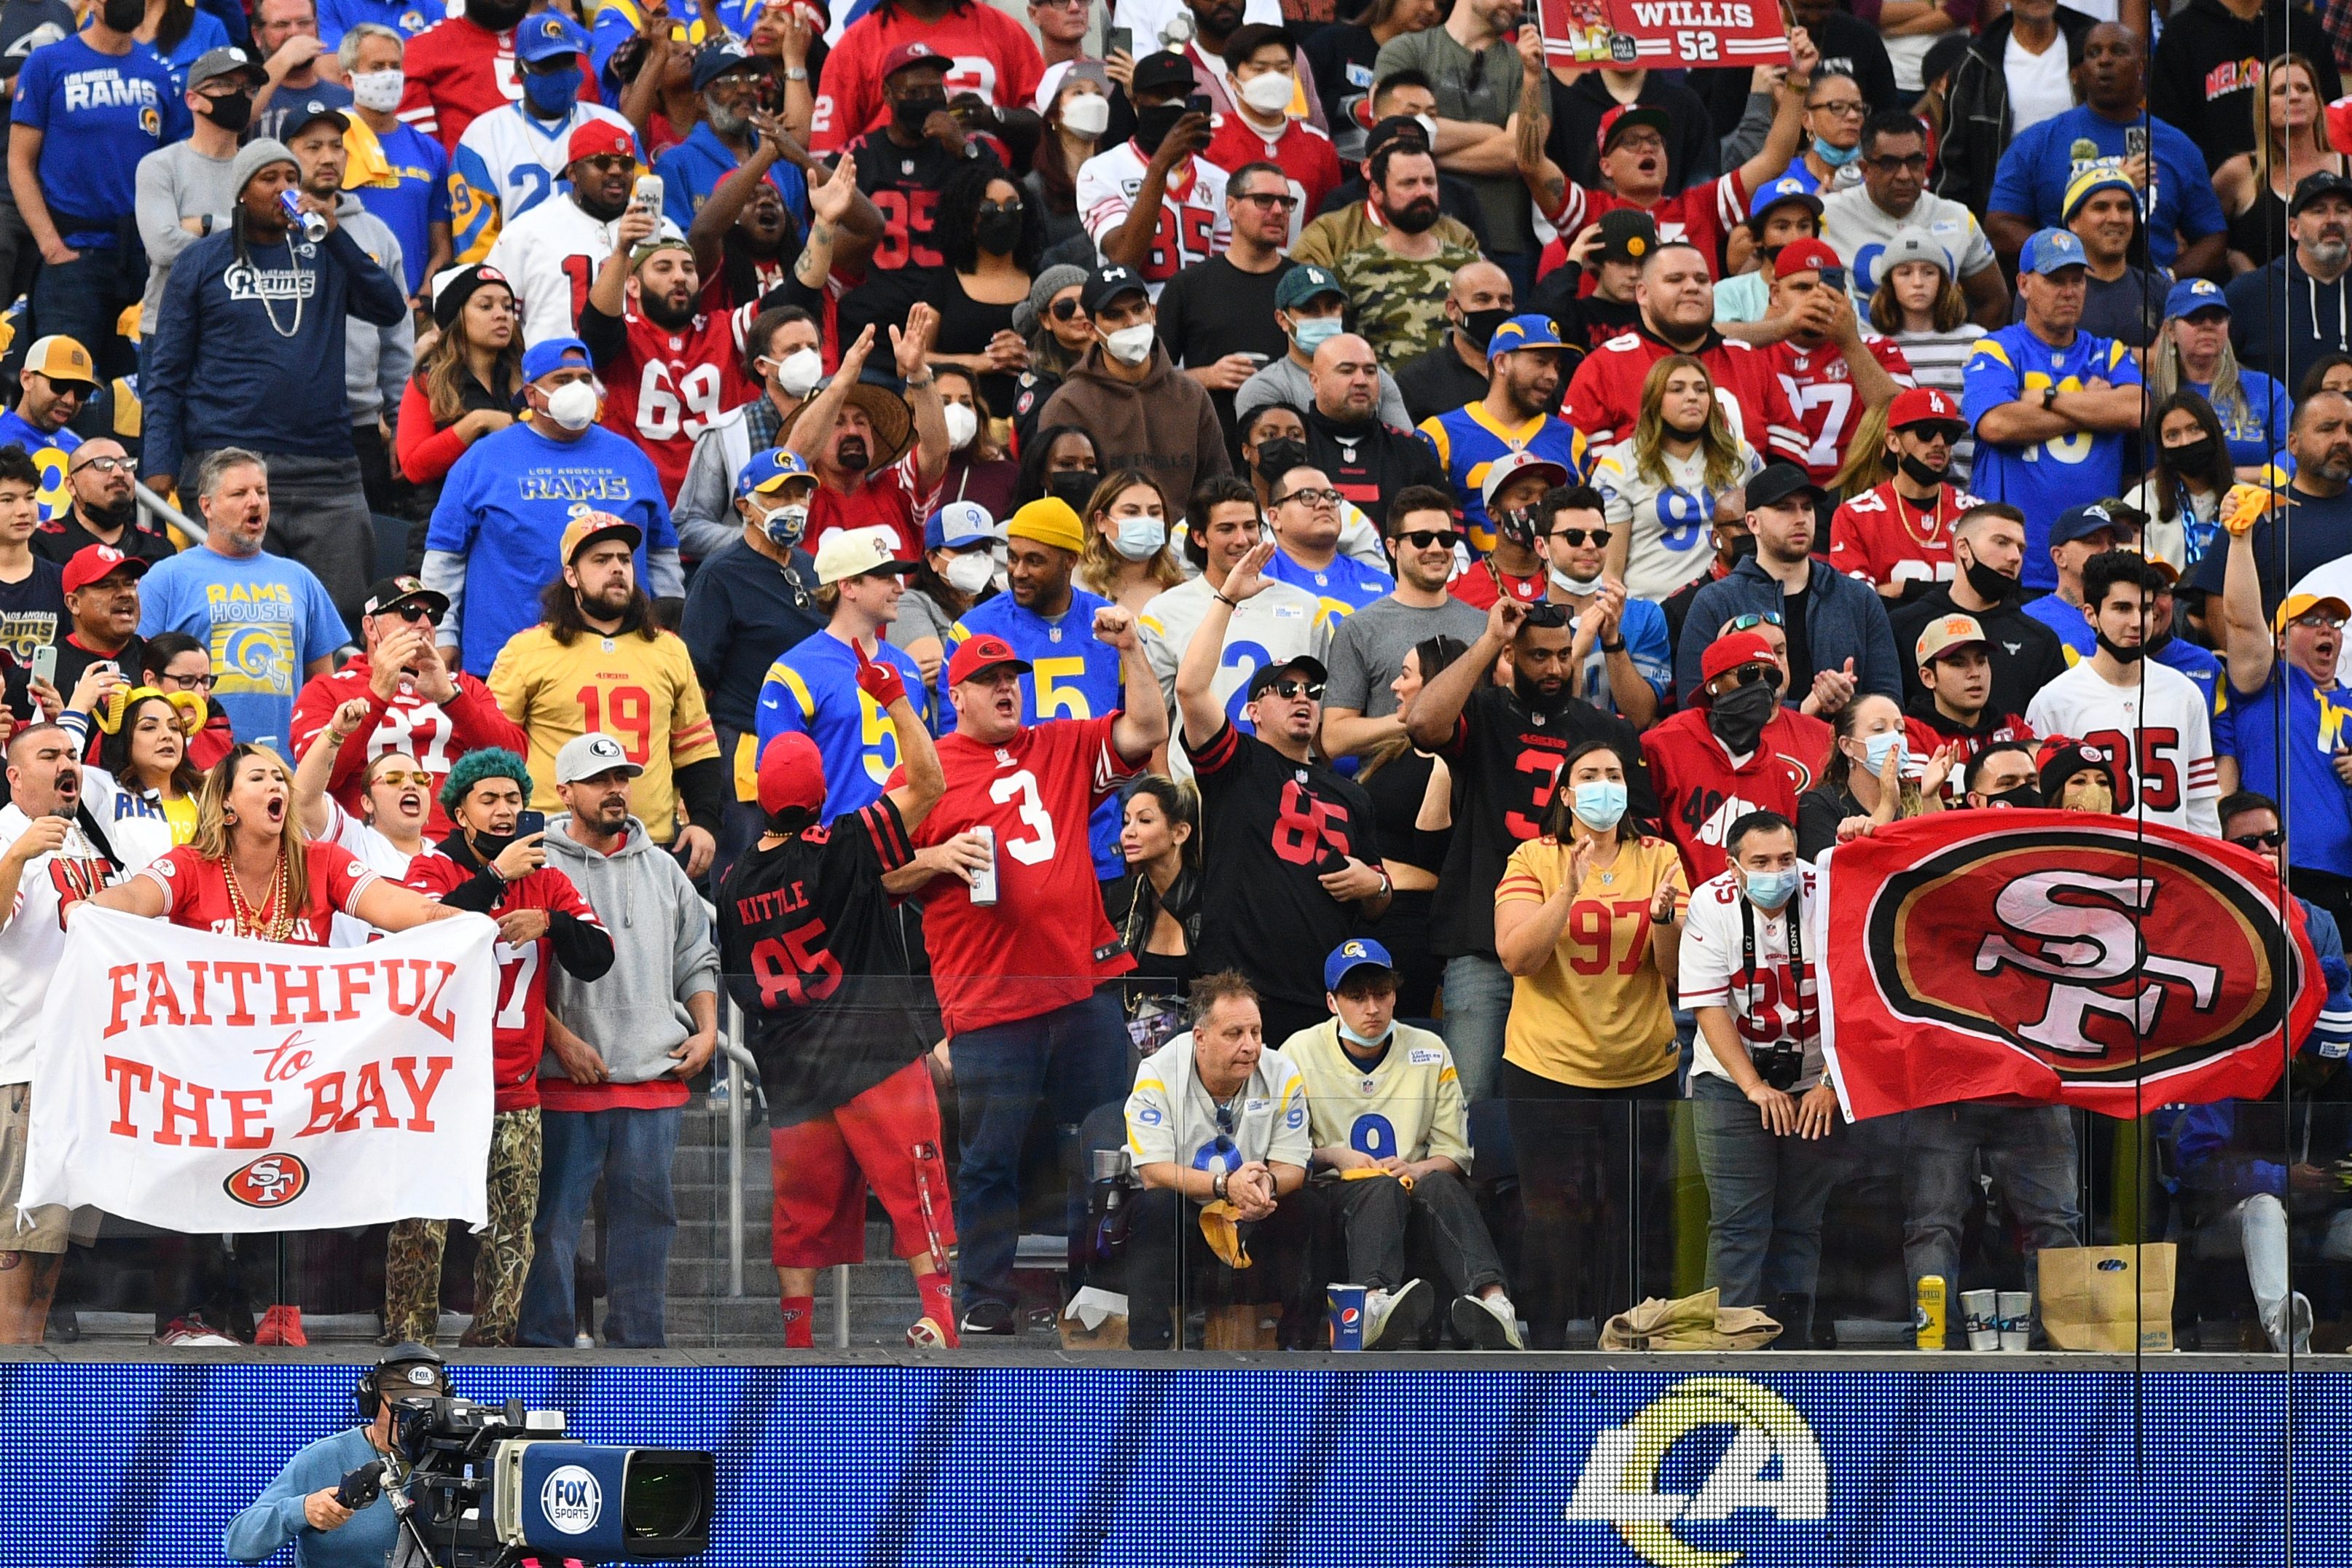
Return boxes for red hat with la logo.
[1889,386,1963,431]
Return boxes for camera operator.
[224,1344,449,1567]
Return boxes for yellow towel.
[343,114,399,191]
[1199,1200,1251,1269]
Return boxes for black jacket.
[1886,581,2071,718]
[1304,404,1447,529]
[2149,0,2341,174]
[1934,7,2100,217]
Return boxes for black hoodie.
[2149,0,2342,175]
[2225,244,2352,388]
[1934,6,2099,216]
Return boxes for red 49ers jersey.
[1639,705,1831,885]
[1827,479,1981,591]
[1075,143,1231,296]
[141,841,380,946]
[1202,114,1341,247]
[1561,325,1808,465]
[1760,335,1916,485]
[596,300,760,501]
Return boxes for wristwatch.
[1601,638,1626,653]
[2041,385,2060,411]
[1212,1171,1229,1201]
[783,66,808,79]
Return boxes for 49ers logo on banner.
[1538,0,1792,71]
[1812,812,2318,1120]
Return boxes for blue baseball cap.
[1323,938,1395,992]
[1747,174,1824,227]
[736,447,815,499]
[513,8,589,62]
[520,336,591,383]
[2049,501,2136,548]
[1487,313,1569,355]
[2020,227,2089,275]
[2166,277,2230,321]
[925,501,998,550]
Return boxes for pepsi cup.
[1328,1284,1366,1351]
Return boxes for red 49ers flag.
[1808,812,2320,1121]
[1539,0,1792,72]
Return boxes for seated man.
[1123,971,1315,1350]
[1284,939,1521,1349]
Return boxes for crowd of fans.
[0,0,2350,1357]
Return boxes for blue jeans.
[1900,1102,2081,1326]
[950,988,1126,1312]
[518,1103,684,1347]
[1440,954,1514,1105]
[1690,1074,1846,1332]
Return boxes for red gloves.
[853,640,907,710]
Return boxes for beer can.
[968,824,999,906]
[1328,1284,1366,1351]
[1915,1274,1947,1350]
[1961,1288,1999,1351]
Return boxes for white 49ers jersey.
[1075,142,1230,298]
[2024,661,2222,836]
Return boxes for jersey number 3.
[989,769,1057,866]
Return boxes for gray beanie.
[1013,263,1090,337]
[231,137,299,197]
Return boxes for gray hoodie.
[337,193,413,426]
[541,812,718,1084]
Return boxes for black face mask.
[2167,436,2218,475]
[85,495,138,532]
[469,825,522,864]
[1724,531,1758,564]
[976,203,1023,255]
[1253,439,1306,485]
[1708,674,1780,753]
[1985,783,2043,810]
[1048,470,1099,511]
[1458,306,1512,348]
[1134,102,1188,156]
[1957,546,2014,605]
[100,0,143,29]
[1387,197,1440,235]
[893,90,947,133]
[2095,630,2145,665]
[1897,452,1946,487]
[465,0,530,28]
[1495,505,1540,551]
[201,90,254,132]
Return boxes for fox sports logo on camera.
[540,1465,604,1536]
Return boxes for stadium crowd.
[1,0,2351,1358]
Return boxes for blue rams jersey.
[0,409,77,524]
[2235,667,2352,880]
[1961,326,2141,591]
[1415,404,1588,555]
[756,630,930,825]
[939,589,1127,879]
[1261,548,1395,633]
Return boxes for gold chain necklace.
[224,846,294,942]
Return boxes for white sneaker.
[2267,1292,2315,1355]
[1451,1290,1526,1350]
[1363,1278,1432,1349]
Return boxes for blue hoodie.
[143,216,409,486]
[1677,554,1904,709]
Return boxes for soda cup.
[967,824,999,906]
[1328,1284,1366,1351]
[1915,1274,1947,1349]
[1961,1289,1999,1351]
[1998,1290,2031,1351]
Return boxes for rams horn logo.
[1568,1377,1827,1568]
[1341,941,1366,958]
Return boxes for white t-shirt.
[483,193,685,345]
[2003,30,2077,136]
[2024,659,2223,836]
[0,805,119,1084]
[1124,1032,1311,1188]
[321,799,416,949]
[1679,866,1826,1093]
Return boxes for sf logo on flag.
[1973,871,2223,1057]
[1567,1377,1827,1567]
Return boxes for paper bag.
[2038,1244,2176,1352]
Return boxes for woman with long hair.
[395,265,523,528]
[58,666,203,869]
[1026,66,1110,263]
[1360,632,1466,1019]
[1014,421,1100,511]
[1493,737,1687,1348]
[1827,401,1892,502]
[79,745,456,943]
[133,0,228,93]
[893,503,1000,686]
[1075,471,1186,612]
[1795,694,1951,858]
[930,161,1042,416]
[1110,774,1202,1053]
[932,365,1019,520]
[2147,289,2289,476]
[2214,54,2347,273]
[1596,355,1763,603]
[2124,391,2237,573]
[1866,240,1977,477]
[2302,352,2352,400]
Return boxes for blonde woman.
[1866,236,1976,477]
[1074,470,1186,614]
[2214,55,2347,273]
[2146,283,2289,476]
[1594,355,1763,603]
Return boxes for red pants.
[768,1059,957,1270]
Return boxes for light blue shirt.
[222,1427,397,1568]
[137,541,346,750]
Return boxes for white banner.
[21,906,500,1233]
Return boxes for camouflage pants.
[385,1108,541,1344]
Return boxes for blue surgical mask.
[1337,1019,1389,1048]
[1744,868,1800,910]
[1814,135,1862,168]
[1293,314,1342,350]
[1861,730,1908,776]
[1111,514,1167,561]
[1572,779,1627,831]
[522,63,581,117]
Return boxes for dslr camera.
[385,1396,714,1567]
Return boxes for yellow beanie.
[1006,497,1085,554]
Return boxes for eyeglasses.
[371,769,434,789]
[1264,679,1324,700]
[1236,191,1298,210]
[1807,98,1865,117]
[160,670,214,689]
[2229,829,2286,850]
[1551,527,1612,547]
[71,455,133,475]
[1051,297,1083,320]
[1867,153,1929,173]
[1397,528,1461,549]
[1724,611,1784,632]
[1275,487,1341,509]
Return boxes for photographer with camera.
[224,1344,449,1567]
[1679,810,1843,1349]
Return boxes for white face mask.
[349,68,404,113]
[1111,514,1167,560]
[1102,322,1156,365]
[942,551,995,594]
[773,346,822,399]
[1059,92,1110,138]
[1414,113,1438,145]
[543,379,598,431]
[1239,70,1295,116]
[942,401,979,450]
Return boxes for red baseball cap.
[879,39,943,79]
[1700,630,1779,686]
[1771,238,1844,281]
[62,543,146,597]
[757,732,827,817]
[946,632,1033,687]
[566,119,635,165]
[1596,103,1671,155]
[1889,385,1964,430]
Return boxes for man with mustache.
[650,42,807,238]
[485,118,685,345]
[447,9,640,262]
[1332,141,1482,370]
[398,0,601,151]
[779,313,951,562]
[2227,170,2352,385]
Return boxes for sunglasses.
[1051,297,1083,320]
[2292,614,2346,630]
[1236,191,1298,209]
[1263,679,1325,700]
[385,602,442,624]
[2229,830,2285,850]
[1867,153,1929,173]
[1725,611,1784,632]
[1398,528,1461,549]
[1725,664,1778,688]
[1550,527,1612,547]
[371,769,434,789]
